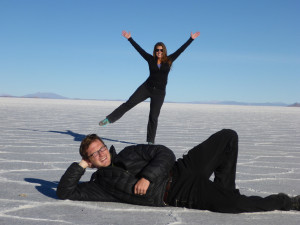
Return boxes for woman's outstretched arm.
[169,31,200,62]
[122,30,152,61]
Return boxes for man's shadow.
[25,178,58,199]
[48,130,138,144]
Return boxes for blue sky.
[1,0,299,104]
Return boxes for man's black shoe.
[291,195,300,210]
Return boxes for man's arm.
[134,145,175,195]
[119,144,176,183]
[56,162,117,202]
[138,145,176,182]
[113,144,175,197]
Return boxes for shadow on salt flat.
[48,130,138,145]
[24,178,58,199]
[48,130,85,141]
[20,128,138,145]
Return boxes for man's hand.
[122,30,131,39]
[79,159,94,169]
[191,31,200,39]
[134,178,150,195]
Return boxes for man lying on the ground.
[57,129,300,213]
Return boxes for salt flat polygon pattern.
[0,98,299,225]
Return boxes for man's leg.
[170,129,293,213]
[201,179,292,213]
[146,92,165,143]
[106,84,150,123]
[177,129,239,190]
[173,176,292,213]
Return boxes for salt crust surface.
[0,97,299,224]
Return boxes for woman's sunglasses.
[155,49,164,52]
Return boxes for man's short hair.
[79,134,104,160]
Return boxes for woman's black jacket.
[128,37,194,91]
[56,144,176,206]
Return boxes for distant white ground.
[0,97,299,225]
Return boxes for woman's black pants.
[106,83,165,143]
[168,129,292,213]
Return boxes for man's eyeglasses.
[88,145,107,158]
[155,49,163,52]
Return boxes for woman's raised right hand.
[122,30,131,39]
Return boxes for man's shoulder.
[121,144,168,151]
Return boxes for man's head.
[79,134,111,168]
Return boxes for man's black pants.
[168,129,292,213]
[107,83,165,143]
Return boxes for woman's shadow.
[48,130,137,144]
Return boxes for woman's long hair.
[153,42,172,67]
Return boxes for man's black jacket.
[56,144,176,206]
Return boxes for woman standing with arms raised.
[99,30,200,144]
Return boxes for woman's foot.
[99,118,110,126]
